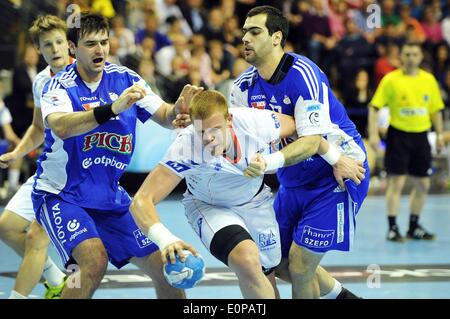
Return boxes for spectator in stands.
[374,42,400,85]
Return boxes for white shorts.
[5,176,35,222]
[182,185,282,269]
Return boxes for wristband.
[320,143,341,165]
[147,223,180,250]
[93,104,116,124]
[263,152,285,172]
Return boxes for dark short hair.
[247,5,289,47]
[68,12,109,45]
[401,41,423,51]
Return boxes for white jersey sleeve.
[130,74,164,115]
[159,128,195,178]
[294,96,334,137]
[33,66,51,108]
[41,87,73,123]
[0,99,12,125]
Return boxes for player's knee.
[210,225,254,267]
[288,254,316,281]
[228,241,261,277]
[0,213,14,239]
[25,225,49,249]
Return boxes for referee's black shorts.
[384,126,432,177]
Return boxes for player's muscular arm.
[47,111,101,139]
[0,107,44,168]
[151,85,204,129]
[131,164,197,263]
[47,85,146,139]
[280,135,322,166]
[273,112,296,138]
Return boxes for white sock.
[43,257,66,287]
[8,169,20,190]
[9,290,27,299]
[320,278,342,299]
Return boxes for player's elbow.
[51,126,70,140]
[131,190,155,216]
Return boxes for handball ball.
[163,250,205,289]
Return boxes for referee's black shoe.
[387,225,405,242]
[407,225,436,240]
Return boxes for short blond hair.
[29,15,67,46]
[189,90,229,120]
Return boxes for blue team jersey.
[33,62,164,210]
[231,53,366,188]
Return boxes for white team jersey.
[0,98,12,125]
[161,108,281,207]
[33,65,52,108]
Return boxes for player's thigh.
[183,196,250,265]
[288,241,324,276]
[91,208,159,269]
[0,210,30,234]
[0,177,36,232]
[294,190,358,253]
[235,187,282,269]
[35,194,100,268]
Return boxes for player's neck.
[76,63,103,83]
[257,50,285,80]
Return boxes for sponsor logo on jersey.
[83,132,133,154]
[300,225,334,248]
[82,101,101,110]
[82,156,128,170]
[259,230,277,250]
[133,229,153,248]
[51,203,66,244]
[306,104,321,112]
[165,161,191,173]
[270,95,277,103]
[251,94,266,100]
[308,112,320,125]
[337,203,345,243]
[251,101,266,109]
[67,219,80,232]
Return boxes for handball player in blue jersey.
[232,6,369,299]
[32,13,202,299]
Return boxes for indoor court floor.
[1,194,449,299]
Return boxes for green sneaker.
[44,276,67,299]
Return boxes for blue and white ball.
[163,250,205,289]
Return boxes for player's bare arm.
[0,107,44,168]
[152,84,204,129]
[130,164,199,264]
[47,84,145,139]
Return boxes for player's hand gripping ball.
[163,250,205,289]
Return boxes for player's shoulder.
[233,65,258,91]
[45,63,78,92]
[104,62,140,79]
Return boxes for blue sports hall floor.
[1,194,449,299]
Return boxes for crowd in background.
[0,0,450,196]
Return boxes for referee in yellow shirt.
[368,42,445,242]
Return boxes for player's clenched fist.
[244,153,267,178]
[112,84,146,114]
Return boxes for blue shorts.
[32,191,158,269]
[274,170,369,256]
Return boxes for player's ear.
[68,40,76,56]
[273,30,282,47]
